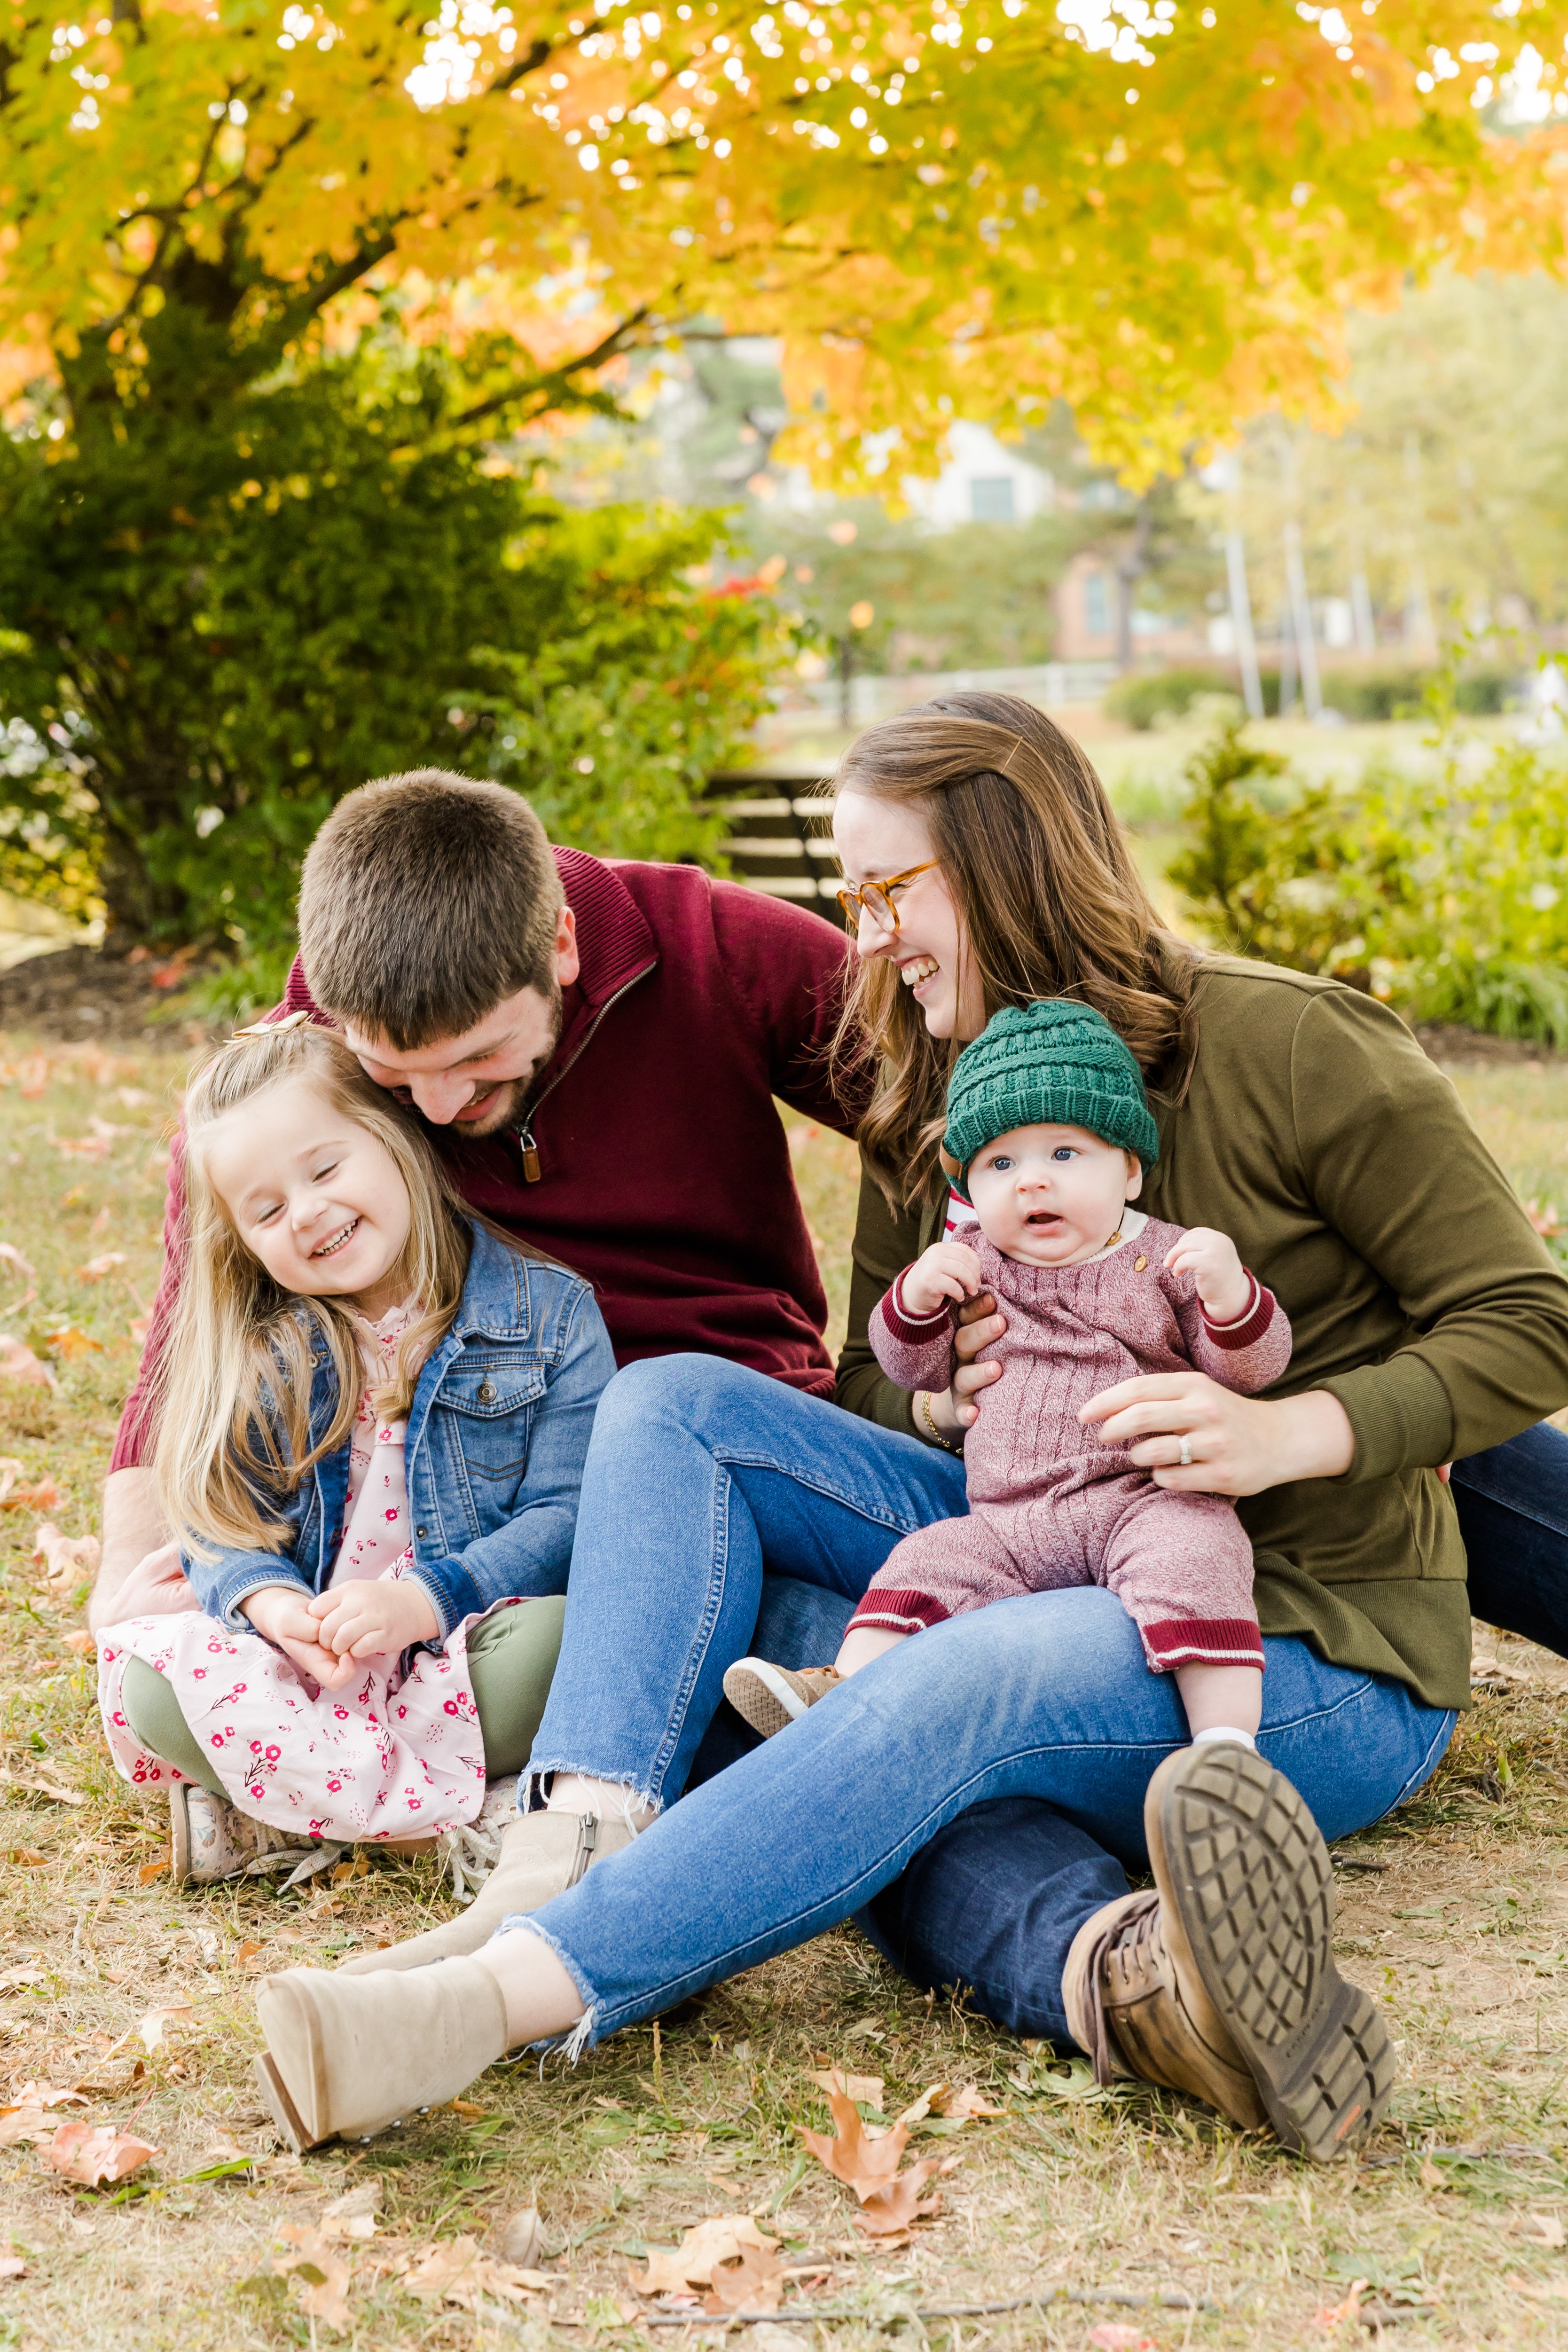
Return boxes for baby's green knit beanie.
[942,999,1160,1200]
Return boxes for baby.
[725,997,1292,1751]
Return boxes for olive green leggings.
[120,1598,565,1804]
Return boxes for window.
[970,475,1015,523]
[1084,569,1112,636]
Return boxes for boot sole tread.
[1151,1747,1394,2161]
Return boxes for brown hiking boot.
[1063,1743,1395,2160]
[721,1658,842,1740]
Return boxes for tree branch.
[449,303,655,428]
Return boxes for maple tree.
[3,0,1568,473]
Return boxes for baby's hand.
[899,1241,985,1319]
[1164,1227,1250,1325]
[242,1583,359,1691]
[307,1574,441,1662]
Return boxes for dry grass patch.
[2,1036,1568,2346]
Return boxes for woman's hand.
[307,1571,440,1662]
[243,1583,359,1689]
[1078,1372,1356,1496]
[922,1286,1007,1437]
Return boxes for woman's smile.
[900,955,940,995]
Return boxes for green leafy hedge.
[1106,662,1520,730]
[0,349,793,953]
[1169,718,1568,1043]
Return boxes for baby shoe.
[169,1783,339,1889]
[722,1658,842,1740]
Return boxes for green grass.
[5,1034,1568,2347]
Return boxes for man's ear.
[555,903,581,990]
[1124,1152,1144,1202]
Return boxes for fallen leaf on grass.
[399,2235,549,2310]
[800,2084,910,2195]
[808,2068,884,2109]
[43,1325,104,1359]
[1087,2328,1157,2352]
[927,2082,1005,2120]
[1311,2279,1368,2330]
[852,2156,954,2240]
[497,2207,541,2266]
[9,1848,47,1867]
[136,1860,168,1885]
[0,1243,34,1280]
[321,2181,383,2241]
[74,1253,127,1283]
[0,1767,86,1806]
[705,2241,785,2315]
[9,2083,87,2110]
[1525,2214,1567,2249]
[0,1337,54,1389]
[63,1630,95,1656]
[0,2108,53,2148]
[273,2225,353,2331]
[15,1481,64,1520]
[0,2257,24,2280]
[234,1940,265,1973]
[15,1055,49,1099]
[33,1526,102,1597]
[136,2003,195,2051]
[632,2215,779,2295]
[46,2121,160,2186]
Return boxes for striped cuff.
[1202,1272,1276,1352]
[846,1588,952,1638]
[878,1269,953,1348]
[1141,1616,1266,1671]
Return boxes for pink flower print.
[443,1700,459,1717]
[191,1667,206,1681]
[327,1777,342,1792]
[266,1745,281,1763]
[111,1710,125,1729]
[310,1819,327,1835]
[385,1509,398,1523]
[132,1765,147,1784]
[207,1639,223,1653]
[215,1735,230,1751]
[251,1739,264,1753]
[251,1784,266,1798]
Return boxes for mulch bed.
[0,944,223,1046]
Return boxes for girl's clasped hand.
[241,1578,440,1692]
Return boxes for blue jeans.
[523,1356,1458,2046]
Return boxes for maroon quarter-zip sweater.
[110,849,864,1471]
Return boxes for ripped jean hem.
[493,1910,603,2062]
[520,1764,664,1824]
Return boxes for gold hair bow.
[225,1008,312,1046]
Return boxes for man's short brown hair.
[298,771,566,1049]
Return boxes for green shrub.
[0,349,793,953]
[1170,718,1568,1042]
[1104,668,1231,730]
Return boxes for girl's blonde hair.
[154,1019,477,1559]
[830,690,1202,1211]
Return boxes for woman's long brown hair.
[831,690,1202,1211]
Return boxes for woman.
[254,693,1568,2159]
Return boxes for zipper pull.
[569,1811,599,1887]
[520,1123,541,1184]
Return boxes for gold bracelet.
[920,1391,963,1456]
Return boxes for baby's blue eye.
[1052,1146,1076,1162]
[992,1156,1012,1171]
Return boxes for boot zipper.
[516,963,655,1184]
[567,1811,600,1888]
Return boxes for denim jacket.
[183,1223,615,1639]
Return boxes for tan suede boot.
[336,1807,635,1976]
[1063,1744,1394,2162]
[254,1957,509,2152]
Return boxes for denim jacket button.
[478,1379,496,1404]
[416,1526,427,1540]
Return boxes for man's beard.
[446,984,564,1140]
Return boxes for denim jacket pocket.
[435,1356,549,1491]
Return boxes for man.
[92,769,863,1628]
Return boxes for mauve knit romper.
[850,1215,1292,1673]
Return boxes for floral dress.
[97,1304,500,1842]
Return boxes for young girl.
[97,1015,613,1884]
[725,997,1291,1746]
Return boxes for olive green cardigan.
[835,960,1568,1712]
